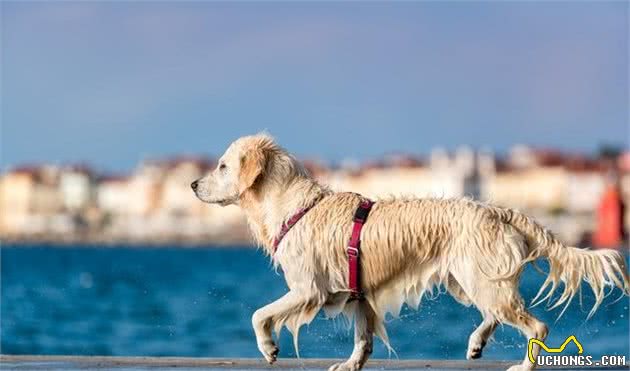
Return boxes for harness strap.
[348,199,374,300]
[272,194,325,254]
[273,208,310,253]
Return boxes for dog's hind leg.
[447,274,498,360]
[466,314,497,360]
[328,300,375,371]
[473,283,547,371]
[501,303,548,371]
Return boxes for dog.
[192,133,629,371]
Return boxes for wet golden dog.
[192,133,629,371]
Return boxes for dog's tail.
[495,207,629,318]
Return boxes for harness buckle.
[346,246,359,257]
[353,205,371,223]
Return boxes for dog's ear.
[238,147,267,195]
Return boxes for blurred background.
[1,0,628,363]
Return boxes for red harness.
[347,199,374,300]
[272,196,374,301]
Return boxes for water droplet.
[79,272,93,289]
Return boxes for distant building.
[328,166,435,198]
[0,165,72,236]
[158,157,211,218]
[97,176,131,216]
[59,166,93,212]
[156,157,211,238]
[0,145,626,245]
[484,166,567,211]
[0,167,37,235]
[326,147,484,200]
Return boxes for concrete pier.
[1,355,627,371]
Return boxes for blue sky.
[2,1,627,171]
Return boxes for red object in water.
[593,185,624,248]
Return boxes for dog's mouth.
[197,195,234,206]
[192,187,236,206]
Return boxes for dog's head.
[192,133,304,206]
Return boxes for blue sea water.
[1,245,628,361]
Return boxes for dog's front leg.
[252,290,316,364]
[466,315,497,360]
[329,300,375,371]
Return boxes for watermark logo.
[528,335,583,364]
[528,335,626,367]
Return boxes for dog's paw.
[466,346,483,360]
[257,339,279,364]
[505,364,531,371]
[328,360,361,371]
[466,340,486,360]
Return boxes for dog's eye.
[219,163,227,171]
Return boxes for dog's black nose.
[191,180,199,191]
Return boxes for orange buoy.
[593,184,624,248]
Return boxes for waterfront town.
[0,145,627,248]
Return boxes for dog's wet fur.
[193,133,629,371]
